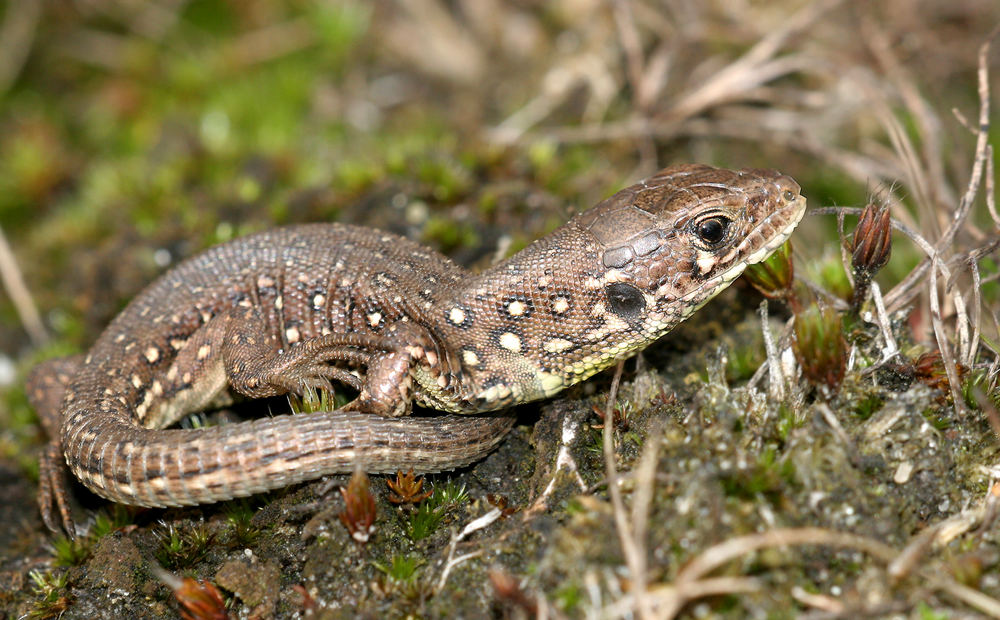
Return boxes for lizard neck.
[414,223,622,411]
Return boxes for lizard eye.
[605,283,645,320]
[695,216,730,246]
[783,189,797,202]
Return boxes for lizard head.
[565,163,806,364]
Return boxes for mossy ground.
[1,1,998,618]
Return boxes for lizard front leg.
[213,308,431,417]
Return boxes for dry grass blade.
[987,147,999,227]
[665,0,844,123]
[862,17,951,211]
[932,577,1000,618]
[885,28,997,312]
[758,300,785,402]
[674,527,897,579]
[838,209,852,289]
[928,264,967,414]
[386,0,484,83]
[435,508,502,594]
[610,0,668,172]
[869,282,900,361]
[0,0,40,95]
[648,491,1000,619]
[602,360,653,619]
[496,0,847,147]
[221,18,317,68]
[0,225,48,347]
[651,528,897,619]
[612,0,658,113]
[602,576,762,619]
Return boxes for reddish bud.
[386,469,433,505]
[850,202,892,311]
[173,578,228,620]
[339,470,377,544]
[913,350,967,395]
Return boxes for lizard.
[26,163,806,536]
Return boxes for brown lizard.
[27,164,806,536]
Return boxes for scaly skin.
[27,164,806,535]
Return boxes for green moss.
[415,156,473,203]
[90,506,137,540]
[727,338,766,383]
[916,602,952,620]
[922,408,953,431]
[51,535,91,568]
[223,499,263,547]
[809,254,853,302]
[776,403,801,441]
[25,570,72,620]
[334,158,385,194]
[308,2,373,67]
[963,367,1000,410]
[528,140,558,171]
[154,520,215,569]
[718,446,796,500]
[422,215,481,253]
[554,581,582,614]
[372,554,424,583]
[405,503,442,542]
[404,481,469,542]
[290,386,353,414]
[852,394,884,420]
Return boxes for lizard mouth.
[739,194,808,266]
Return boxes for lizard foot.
[38,439,78,538]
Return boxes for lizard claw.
[38,440,77,539]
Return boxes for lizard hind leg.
[26,354,85,537]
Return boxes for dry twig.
[0,225,48,347]
[602,360,653,619]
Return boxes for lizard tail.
[61,406,515,507]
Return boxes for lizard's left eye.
[695,216,730,245]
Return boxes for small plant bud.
[386,469,433,504]
[169,576,228,620]
[339,469,377,544]
[913,350,967,397]
[744,240,797,308]
[849,202,892,312]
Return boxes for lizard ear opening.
[605,282,646,320]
